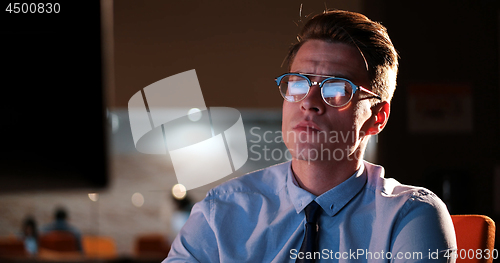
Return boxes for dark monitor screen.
[0,1,108,192]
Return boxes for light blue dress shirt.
[164,161,457,262]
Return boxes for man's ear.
[366,101,390,136]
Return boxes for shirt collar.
[286,162,367,217]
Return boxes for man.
[41,207,83,252]
[164,10,456,262]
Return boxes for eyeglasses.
[275,72,381,107]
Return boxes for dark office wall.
[366,0,500,216]
[112,0,363,109]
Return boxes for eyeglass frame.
[275,72,382,107]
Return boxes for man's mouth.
[293,121,322,132]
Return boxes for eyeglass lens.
[279,75,353,106]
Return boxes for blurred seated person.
[170,195,193,240]
[41,207,83,252]
[20,216,38,255]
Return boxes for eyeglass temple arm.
[359,86,382,100]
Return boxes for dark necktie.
[296,201,322,263]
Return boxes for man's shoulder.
[206,161,290,198]
[364,161,445,207]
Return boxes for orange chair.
[135,234,170,258]
[39,231,79,252]
[451,215,496,263]
[0,237,27,258]
[82,235,117,259]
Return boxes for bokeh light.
[172,184,187,200]
[131,192,144,207]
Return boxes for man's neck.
[291,158,362,196]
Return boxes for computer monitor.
[0,1,108,192]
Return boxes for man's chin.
[288,143,333,162]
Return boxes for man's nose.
[299,83,326,114]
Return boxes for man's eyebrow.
[329,73,352,79]
[297,72,354,80]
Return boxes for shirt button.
[330,204,334,210]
